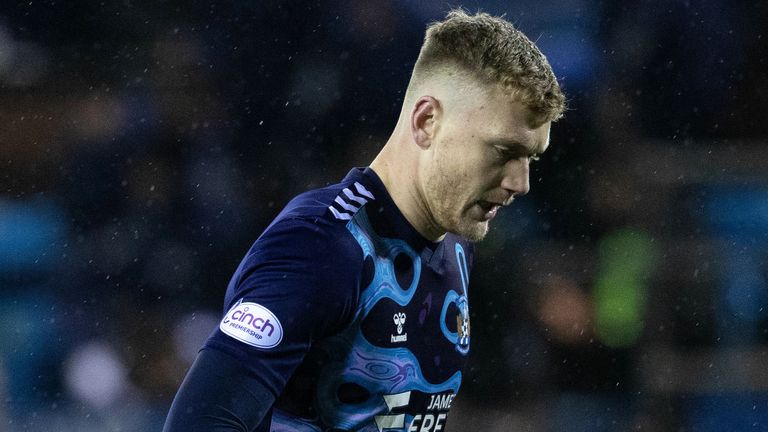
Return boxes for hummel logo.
[394,312,406,334]
[391,312,407,343]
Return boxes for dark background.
[1,1,767,431]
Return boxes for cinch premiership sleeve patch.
[219,299,284,349]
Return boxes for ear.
[410,96,440,149]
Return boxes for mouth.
[475,200,502,221]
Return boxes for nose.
[500,157,530,197]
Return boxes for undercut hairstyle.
[411,9,566,122]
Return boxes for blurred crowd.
[1,1,767,431]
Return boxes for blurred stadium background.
[1,1,768,431]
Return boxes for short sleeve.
[203,216,362,397]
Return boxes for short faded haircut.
[411,9,566,122]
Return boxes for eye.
[493,145,540,163]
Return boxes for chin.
[452,220,489,242]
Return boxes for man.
[164,9,565,432]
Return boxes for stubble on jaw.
[455,218,489,242]
[453,210,489,242]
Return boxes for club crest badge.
[455,296,470,353]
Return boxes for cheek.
[430,143,489,205]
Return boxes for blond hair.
[411,9,566,121]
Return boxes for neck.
[369,130,446,242]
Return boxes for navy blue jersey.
[204,167,474,432]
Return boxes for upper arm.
[205,216,362,396]
[165,217,361,430]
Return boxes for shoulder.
[222,205,369,340]
[275,178,377,223]
[248,215,361,268]
[248,177,378,255]
[256,177,377,252]
[228,178,379,300]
